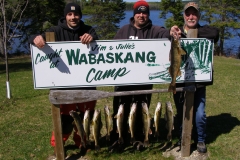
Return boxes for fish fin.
[168,67,172,75]
[180,48,186,55]
[177,69,181,77]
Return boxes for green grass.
[0,56,240,159]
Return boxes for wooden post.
[46,32,65,160]
[181,29,198,157]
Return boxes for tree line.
[0,0,239,57]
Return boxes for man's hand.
[170,25,181,39]
[80,33,93,44]
[33,35,45,48]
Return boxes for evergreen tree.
[199,0,240,56]
[159,0,184,28]
[83,0,126,40]
[22,0,65,37]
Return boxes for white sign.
[30,39,213,89]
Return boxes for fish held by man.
[69,110,86,148]
[164,101,174,141]
[128,102,137,144]
[83,109,91,145]
[91,109,102,151]
[154,102,162,138]
[142,102,152,147]
[104,105,113,141]
[168,33,186,94]
[114,104,124,144]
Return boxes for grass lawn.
[0,56,239,159]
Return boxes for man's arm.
[198,25,219,43]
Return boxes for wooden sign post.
[181,29,198,157]
[46,32,65,159]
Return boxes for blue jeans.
[173,86,207,142]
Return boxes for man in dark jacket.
[110,0,181,151]
[173,2,219,154]
[29,2,98,156]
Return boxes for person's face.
[184,7,199,29]
[134,12,149,28]
[66,12,81,28]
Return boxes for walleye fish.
[128,102,137,144]
[114,104,124,144]
[104,105,113,141]
[92,109,102,150]
[154,102,162,138]
[142,102,152,147]
[164,101,174,141]
[83,109,91,145]
[69,110,86,148]
[168,33,186,94]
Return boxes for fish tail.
[106,135,110,141]
[95,145,100,151]
[168,83,176,94]
[118,137,124,144]
[86,140,91,146]
[167,133,172,141]
[81,141,86,148]
[144,140,149,147]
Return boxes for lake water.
[10,10,239,55]
[83,10,239,55]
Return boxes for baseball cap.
[184,2,199,12]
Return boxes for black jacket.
[114,17,170,39]
[29,18,99,43]
[180,24,219,43]
[113,17,171,93]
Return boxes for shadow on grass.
[0,61,32,74]
[206,113,240,144]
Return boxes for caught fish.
[142,102,152,147]
[168,33,186,94]
[164,101,174,141]
[114,104,124,144]
[154,102,162,138]
[128,102,137,144]
[83,109,91,145]
[104,105,113,141]
[92,109,102,150]
[69,110,86,148]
